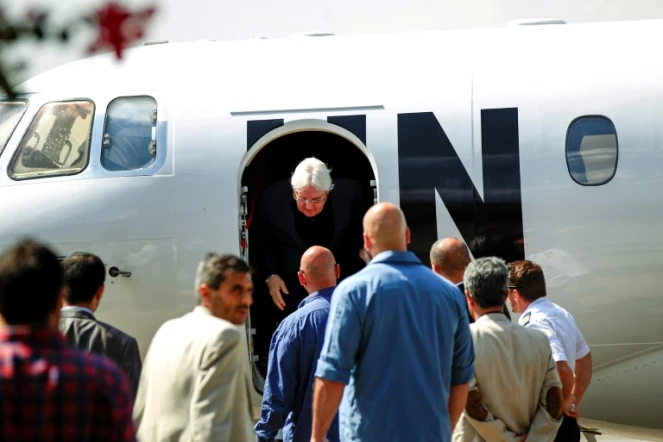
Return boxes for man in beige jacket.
[453,257,563,442]
[133,253,257,441]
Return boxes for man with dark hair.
[453,257,563,441]
[508,260,592,442]
[59,252,142,398]
[133,252,257,442]
[0,238,135,441]
[430,237,511,322]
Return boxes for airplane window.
[8,100,93,180]
[0,101,28,156]
[566,116,618,186]
[101,96,157,172]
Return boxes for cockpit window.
[101,96,157,172]
[0,101,28,155]
[8,100,94,180]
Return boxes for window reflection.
[566,116,618,186]
[9,101,93,180]
[102,96,157,172]
[0,101,28,155]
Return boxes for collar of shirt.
[61,306,95,317]
[518,297,548,324]
[298,286,335,309]
[369,250,422,266]
[0,325,66,349]
[475,311,510,324]
[192,305,242,332]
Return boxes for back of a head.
[61,252,106,305]
[363,202,408,252]
[195,252,251,293]
[290,157,334,192]
[464,257,508,309]
[300,246,337,287]
[0,238,63,326]
[507,260,547,302]
[430,237,471,274]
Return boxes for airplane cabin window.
[566,116,618,186]
[101,96,157,172]
[8,100,94,180]
[0,101,28,156]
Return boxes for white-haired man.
[252,157,367,320]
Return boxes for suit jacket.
[453,312,563,442]
[133,306,256,442]
[457,282,511,323]
[58,307,142,399]
[252,177,367,307]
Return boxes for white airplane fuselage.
[1,18,662,433]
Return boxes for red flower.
[88,1,157,59]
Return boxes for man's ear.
[405,227,411,245]
[464,290,476,320]
[298,271,306,287]
[198,284,211,306]
[335,264,340,279]
[95,285,104,302]
[57,288,65,312]
[464,290,475,307]
[514,288,525,304]
[50,288,66,327]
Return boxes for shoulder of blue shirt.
[274,290,333,333]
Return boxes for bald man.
[255,246,340,442]
[430,238,511,323]
[312,203,475,442]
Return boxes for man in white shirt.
[507,259,593,442]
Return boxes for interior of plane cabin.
[240,129,377,390]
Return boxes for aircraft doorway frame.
[237,118,379,392]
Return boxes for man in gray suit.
[59,252,142,398]
[133,252,257,442]
[453,257,563,442]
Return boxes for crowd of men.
[0,157,592,442]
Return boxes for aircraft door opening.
[238,184,259,383]
[239,123,377,394]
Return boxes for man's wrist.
[265,274,277,282]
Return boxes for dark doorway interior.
[241,129,376,390]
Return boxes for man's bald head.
[430,237,472,284]
[362,203,410,256]
[298,246,338,294]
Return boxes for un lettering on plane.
[246,108,525,265]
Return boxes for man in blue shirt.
[255,246,341,442]
[311,203,475,442]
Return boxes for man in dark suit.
[58,252,142,398]
[252,157,368,320]
[430,237,511,323]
